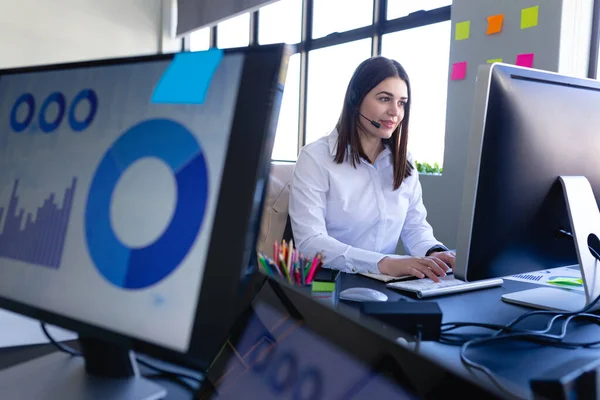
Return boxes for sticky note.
[152,48,224,104]
[516,53,535,68]
[311,281,336,292]
[451,62,467,80]
[455,21,470,40]
[487,14,504,35]
[521,5,539,29]
[487,58,503,64]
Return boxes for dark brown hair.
[334,56,413,190]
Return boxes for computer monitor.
[454,62,600,312]
[0,44,289,398]
[196,274,505,399]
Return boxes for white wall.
[0,0,179,69]
[421,0,594,250]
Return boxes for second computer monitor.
[454,63,600,286]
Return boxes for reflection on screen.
[211,302,417,399]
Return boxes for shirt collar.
[327,128,392,161]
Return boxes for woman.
[289,56,454,282]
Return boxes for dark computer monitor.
[196,274,505,399]
[454,62,600,312]
[0,44,289,398]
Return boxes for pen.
[306,253,321,284]
[258,253,272,276]
[279,253,291,283]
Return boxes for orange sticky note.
[451,62,467,80]
[487,14,504,35]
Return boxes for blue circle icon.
[39,92,66,133]
[69,89,98,131]
[85,119,209,289]
[10,93,35,132]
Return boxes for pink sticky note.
[516,53,534,68]
[451,61,467,80]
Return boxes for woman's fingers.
[419,258,447,277]
[415,259,442,282]
[432,252,455,268]
[427,255,450,272]
[408,267,425,279]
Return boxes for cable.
[437,229,600,398]
[135,356,202,385]
[40,322,82,357]
[40,322,202,389]
[414,325,422,353]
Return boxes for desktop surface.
[339,273,600,399]
[2,273,598,399]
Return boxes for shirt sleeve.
[289,149,405,274]
[400,169,446,257]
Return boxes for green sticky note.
[456,21,470,40]
[548,277,582,287]
[311,281,336,293]
[521,6,539,29]
[487,58,503,64]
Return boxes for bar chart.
[0,178,77,268]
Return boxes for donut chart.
[85,119,208,289]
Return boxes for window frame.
[186,0,452,162]
[589,0,600,79]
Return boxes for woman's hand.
[428,250,455,270]
[377,256,450,282]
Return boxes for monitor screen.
[455,63,600,282]
[198,276,504,399]
[0,45,287,360]
[211,302,419,399]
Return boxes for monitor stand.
[0,336,167,399]
[502,176,600,312]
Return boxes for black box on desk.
[358,301,442,340]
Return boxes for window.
[189,27,210,51]
[259,0,302,45]
[271,54,301,161]
[382,21,451,166]
[387,0,452,20]
[312,0,373,39]
[217,13,250,49]
[184,1,453,162]
[306,39,372,145]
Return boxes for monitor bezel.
[0,43,289,370]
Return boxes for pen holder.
[304,269,341,307]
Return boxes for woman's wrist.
[377,256,390,274]
[425,245,449,257]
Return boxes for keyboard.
[387,275,504,298]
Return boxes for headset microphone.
[359,112,381,129]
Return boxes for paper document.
[504,265,584,291]
[359,272,413,283]
[0,309,78,348]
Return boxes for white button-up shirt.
[289,129,444,274]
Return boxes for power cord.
[40,322,202,391]
[436,228,600,399]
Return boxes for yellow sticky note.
[486,14,504,35]
[487,58,503,64]
[455,21,470,40]
[521,6,539,29]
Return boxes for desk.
[340,273,600,399]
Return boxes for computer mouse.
[339,287,388,302]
